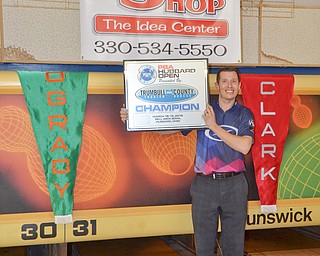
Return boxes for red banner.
[241,74,294,212]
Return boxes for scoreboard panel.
[0,212,64,247]
[1,199,319,247]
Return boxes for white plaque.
[124,59,209,131]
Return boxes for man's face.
[215,71,240,101]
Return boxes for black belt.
[197,172,242,180]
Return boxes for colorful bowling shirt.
[182,101,254,175]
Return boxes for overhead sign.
[80,0,241,63]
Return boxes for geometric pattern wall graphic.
[291,95,313,129]
[142,131,196,176]
[1,93,319,215]
[0,106,116,203]
[74,125,116,202]
[0,90,203,214]
[278,123,320,199]
[277,94,319,200]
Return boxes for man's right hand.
[120,104,128,123]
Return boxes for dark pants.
[190,173,248,256]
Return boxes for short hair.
[216,67,241,83]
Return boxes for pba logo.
[138,65,156,85]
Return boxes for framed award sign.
[124,58,209,131]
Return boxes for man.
[120,67,254,256]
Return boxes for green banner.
[18,71,88,224]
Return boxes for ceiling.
[241,0,320,7]
[295,0,320,6]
